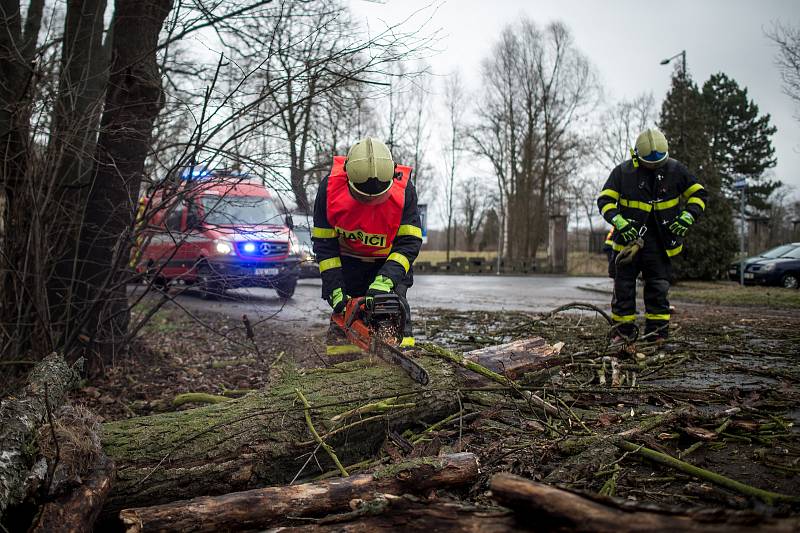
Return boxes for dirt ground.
[70,294,800,515]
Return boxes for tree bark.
[46,0,109,336]
[0,0,45,357]
[100,339,559,514]
[119,453,478,532]
[273,497,518,532]
[31,454,115,533]
[101,356,461,514]
[490,473,800,533]
[69,0,172,363]
[0,354,81,516]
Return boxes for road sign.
[733,178,747,190]
[418,203,428,244]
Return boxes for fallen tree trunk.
[31,454,115,533]
[120,452,478,532]
[272,496,517,532]
[101,338,559,514]
[0,353,81,517]
[490,473,800,532]
[101,357,458,513]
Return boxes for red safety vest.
[326,155,410,259]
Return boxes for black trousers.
[611,240,671,339]
[340,256,413,337]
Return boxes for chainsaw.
[330,293,430,385]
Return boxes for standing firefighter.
[597,128,707,341]
[312,137,423,356]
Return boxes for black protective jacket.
[597,158,708,257]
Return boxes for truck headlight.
[215,240,234,255]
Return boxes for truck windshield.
[201,195,282,226]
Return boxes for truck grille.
[236,241,289,258]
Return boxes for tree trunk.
[0,0,45,357]
[46,0,109,337]
[273,497,518,532]
[98,337,558,514]
[0,354,82,516]
[490,473,800,533]
[69,0,172,363]
[119,453,478,532]
[31,454,115,533]
[101,356,461,514]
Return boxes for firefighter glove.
[612,214,639,243]
[365,275,393,310]
[669,211,694,237]
[328,287,346,314]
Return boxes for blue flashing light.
[243,242,256,253]
[180,164,212,180]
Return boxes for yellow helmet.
[635,128,669,168]
[345,137,395,204]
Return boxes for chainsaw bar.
[371,337,430,386]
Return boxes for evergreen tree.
[702,73,778,211]
[660,73,738,280]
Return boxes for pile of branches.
[2,303,799,531]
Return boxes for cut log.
[31,454,115,533]
[490,473,800,532]
[270,496,518,532]
[0,353,81,517]
[119,452,478,532]
[463,337,564,380]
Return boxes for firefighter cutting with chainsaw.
[312,137,424,373]
[597,128,708,342]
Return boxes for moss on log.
[101,356,460,513]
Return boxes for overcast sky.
[352,0,800,195]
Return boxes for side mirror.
[285,214,294,229]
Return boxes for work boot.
[325,319,363,362]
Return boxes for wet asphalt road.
[160,275,610,328]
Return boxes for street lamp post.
[660,50,686,78]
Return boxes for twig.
[598,463,621,497]
[617,440,800,505]
[330,397,415,423]
[43,383,60,496]
[457,390,463,452]
[538,301,613,325]
[296,388,349,477]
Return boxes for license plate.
[255,268,279,276]
[744,273,754,279]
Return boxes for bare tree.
[460,177,486,251]
[378,61,433,199]
[216,1,435,212]
[471,19,599,260]
[570,93,655,233]
[767,21,800,119]
[441,70,466,262]
[597,93,656,169]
